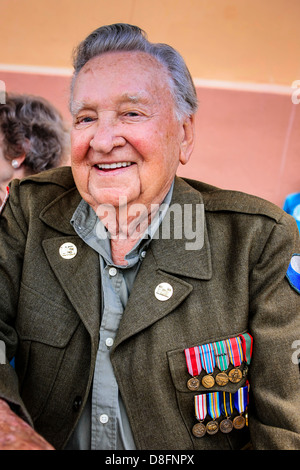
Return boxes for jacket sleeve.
[0,180,33,425]
[249,211,300,449]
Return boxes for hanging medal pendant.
[192,421,206,438]
[215,371,229,386]
[185,347,202,389]
[201,374,215,389]
[187,376,200,391]
[199,343,215,388]
[228,367,243,383]
[220,417,233,433]
[206,420,219,435]
[233,385,249,429]
[233,413,246,429]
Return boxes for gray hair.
[0,93,70,174]
[71,23,198,119]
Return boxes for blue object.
[286,254,300,294]
[283,192,300,232]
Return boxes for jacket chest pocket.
[167,334,252,449]
[15,284,80,420]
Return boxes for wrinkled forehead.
[70,50,174,113]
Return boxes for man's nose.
[90,115,126,154]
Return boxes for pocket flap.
[16,284,80,347]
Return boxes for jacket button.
[73,396,82,411]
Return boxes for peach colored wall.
[0,0,300,207]
[179,84,300,207]
[1,0,300,85]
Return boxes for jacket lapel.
[113,177,212,348]
[40,187,101,344]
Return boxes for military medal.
[226,337,243,383]
[233,385,249,429]
[220,392,234,433]
[185,346,202,391]
[199,343,215,388]
[192,394,207,438]
[228,368,243,383]
[206,392,221,434]
[212,340,229,386]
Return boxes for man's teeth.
[96,162,132,169]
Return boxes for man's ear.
[179,115,195,166]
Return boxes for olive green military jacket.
[0,167,299,450]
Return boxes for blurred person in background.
[283,191,300,232]
[0,93,70,204]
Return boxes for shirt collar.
[71,181,174,268]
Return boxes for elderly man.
[0,23,299,451]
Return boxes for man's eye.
[125,112,139,117]
[74,116,96,127]
[81,116,95,123]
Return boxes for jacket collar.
[39,186,82,235]
[150,176,212,281]
[39,176,212,281]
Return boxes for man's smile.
[95,161,133,170]
[94,162,133,172]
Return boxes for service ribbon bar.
[239,333,253,365]
[184,346,202,377]
[194,393,207,421]
[212,340,229,371]
[207,392,221,420]
[226,336,243,366]
[234,385,249,414]
[199,343,215,374]
[221,391,234,417]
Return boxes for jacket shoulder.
[182,177,285,223]
[20,166,75,190]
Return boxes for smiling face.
[70,51,194,215]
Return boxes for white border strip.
[193,78,293,95]
[0,63,72,76]
[0,64,294,95]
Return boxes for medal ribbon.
[239,333,253,365]
[212,340,229,371]
[194,394,207,421]
[220,392,233,417]
[184,346,202,377]
[207,392,221,420]
[199,343,215,373]
[226,336,243,367]
[234,385,249,413]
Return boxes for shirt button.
[140,250,147,259]
[108,267,117,277]
[105,337,114,348]
[99,414,109,424]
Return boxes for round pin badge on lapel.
[155,282,173,301]
[59,242,77,260]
